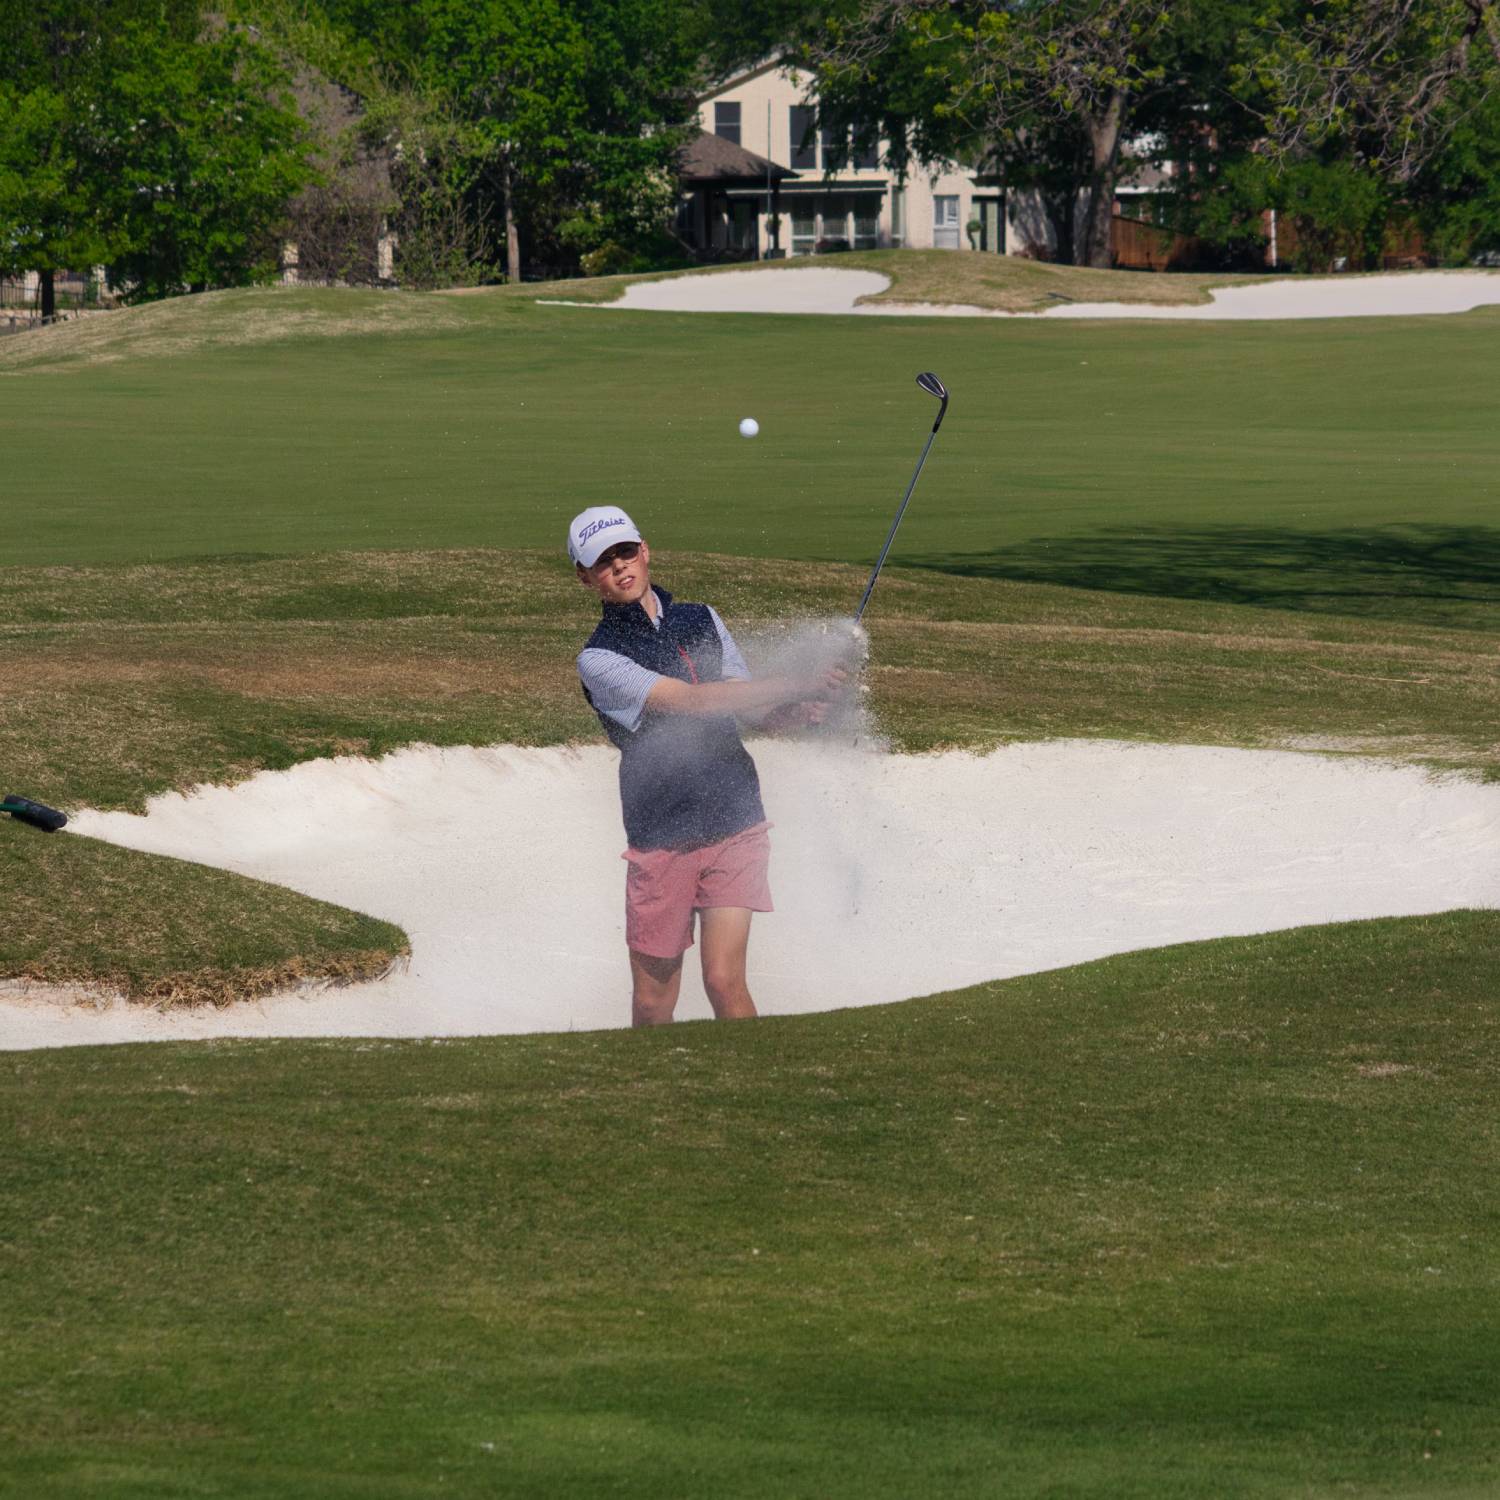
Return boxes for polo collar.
[601,587,671,630]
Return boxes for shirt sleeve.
[708,607,751,680]
[578,648,660,734]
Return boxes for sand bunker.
[2,740,1496,1051]
[602,267,1500,320]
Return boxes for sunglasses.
[594,542,641,566]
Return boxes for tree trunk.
[1076,89,1127,268]
[40,268,56,322]
[1041,189,1077,265]
[503,160,521,284]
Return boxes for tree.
[0,84,117,317]
[1244,0,1500,183]
[1185,1,1500,269]
[416,0,590,281]
[293,0,699,280]
[97,22,315,299]
[0,2,316,307]
[1407,71,1500,260]
[812,0,1185,267]
[0,0,192,316]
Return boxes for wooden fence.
[1271,216,1431,271]
[1111,211,1434,274]
[1110,215,1206,271]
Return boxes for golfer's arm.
[645,676,801,718]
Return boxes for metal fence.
[0,273,107,311]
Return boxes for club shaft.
[855,427,939,623]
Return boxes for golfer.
[570,507,842,1027]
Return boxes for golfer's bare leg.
[699,907,758,1021]
[630,949,683,1027]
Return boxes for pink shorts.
[623,821,773,959]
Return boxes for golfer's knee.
[702,969,755,1017]
[630,954,681,1026]
[632,988,677,1026]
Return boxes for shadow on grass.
[905,523,1500,630]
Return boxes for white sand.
[614,267,893,314]
[3,740,1496,1051]
[597,266,1500,320]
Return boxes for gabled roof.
[698,56,803,105]
[677,131,799,183]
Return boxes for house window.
[821,124,848,170]
[852,128,879,170]
[819,196,851,248]
[714,102,741,145]
[790,201,817,254]
[854,203,879,248]
[934,194,961,249]
[790,106,816,169]
[727,200,756,250]
[891,187,904,247]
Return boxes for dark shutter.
[790,105,816,169]
[714,102,741,145]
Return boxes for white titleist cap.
[567,507,643,568]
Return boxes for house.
[675,130,801,260]
[687,61,1011,261]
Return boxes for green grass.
[4,282,1500,637]
[4,547,1498,817]
[4,911,1499,1498]
[3,272,1498,1493]
[0,824,405,1004]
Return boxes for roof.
[677,131,799,183]
[698,57,799,104]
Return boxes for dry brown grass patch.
[9,948,407,1010]
[0,287,472,373]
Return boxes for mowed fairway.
[3,272,1499,1495]
[4,915,1500,1498]
[4,284,1500,629]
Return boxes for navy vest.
[583,588,766,851]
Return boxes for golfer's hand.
[808,666,849,700]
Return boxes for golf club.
[854,371,949,623]
[2,794,68,832]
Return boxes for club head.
[915,371,949,432]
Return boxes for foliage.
[1409,77,1500,261]
[361,84,501,289]
[99,24,316,300]
[294,0,699,279]
[810,0,1261,268]
[1190,151,1392,270]
[0,2,316,302]
[0,84,118,281]
[1241,0,1500,182]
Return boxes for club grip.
[2,794,68,832]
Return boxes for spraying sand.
[3,738,1497,1050]
[595,267,1500,320]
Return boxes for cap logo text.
[578,517,628,544]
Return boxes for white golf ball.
[739,417,759,438]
